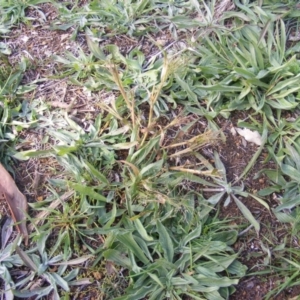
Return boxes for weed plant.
[1,0,300,299]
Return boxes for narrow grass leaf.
[13,149,54,160]
[267,76,300,95]
[103,249,131,268]
[232,195,260,233]
[117,232,149,264]
[134,236,153,262]
[156,220,174,263]
[67,182,107,202]
[194,276,238,287]
[281,257,300,269]
[130,136,160,165]
[281,164,300,182]
[68,278,92,286]
[51,255,93,265]
[134,219,153,241]
[274,87,300,99]
[148,273,164,288]
[13,286,53,298]
[207,191,225,205]
[248,193,269,210]
[181,225,202,246]
[16,246,37,272]
[140,159,163,178]
[49,273,69,291]
[110,141,138,150]
[81,159,109,185]
[175,74,197,103]
[104,201,116,229]
[213,151,226,180]
[85,28,106,60]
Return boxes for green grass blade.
[156,220,174,263]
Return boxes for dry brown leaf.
[0,163,28,245]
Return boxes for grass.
[1,0,300,299]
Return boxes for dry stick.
[140,66,168,146]
[28,191,75,232]
[109,64,136,128]
[169,166,219,176]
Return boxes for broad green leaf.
[134,236,153,262]
[64,112,85,134]
[285,143,300,171]
[275,197,300,211]
[274,87,300,99]
[36,231,50,256]
[267,98,298,110]
[273,211,295,223]
[233,67,255,79]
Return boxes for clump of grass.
[11,36,248,299]
[2,0,300,299]
[0,0,49,31]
